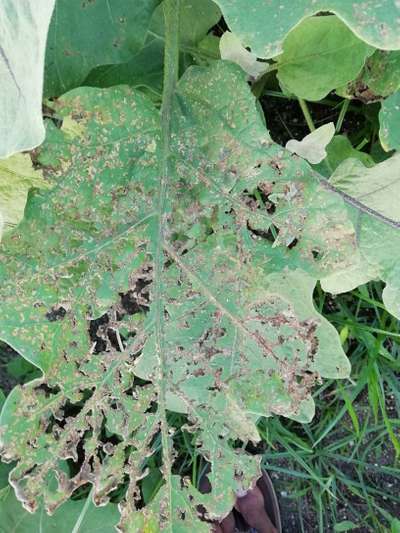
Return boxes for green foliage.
[313,135,375,176]
[379,91,400,151]
[213,0,400,57]
[276,16,374,101]
[0,488,120,533]
[361,50,400,97]
[321,154,400,317]
[338,50,400,101]
[0,0,399,530]
[84,0,221,96]
[44,0,161,97]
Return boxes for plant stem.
[356,138,369,150]
[335,99,350,133]
[155,0,180,521]
[298,97,315,132]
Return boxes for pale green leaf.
[0,154,49,240]
[321,154,400,317]
[334,520,358,532]
[379,91,400,152]
[276,16,374,101]
[286,123,335,164]
[0,0,55,158]
[44,0,161,97]
[330,155,400,222]
[213,0,400,58]
[392,518,400,533]
[220,32,267,78]
[313,135,375,177]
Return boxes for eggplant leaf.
[61,0,221,97]
[213,0,400,58]
[0,0,55,158]
[0,489,120,533]
[0,58,399,529]
[322,154,400,318]
[276,16,374,101]
[44,0,161,97]
[379,91,400,152]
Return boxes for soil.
[260,91,367,147]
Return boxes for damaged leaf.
[0,61,348,529]
[0,42,399,533]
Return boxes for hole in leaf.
[45,306,67,322]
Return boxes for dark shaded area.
[0,343,21,394]
[120,274,151,315]
[210,16,229,37]
[260,92,367,147]
[46,306,67,322]
[88,313,109,353]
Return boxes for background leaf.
[0,489,119,533]
[276,15,374,101]
[213,0,400,58]
[0,0,55,158]
[379,91,400,151]
[313,135,375,176]
[361,50,400,97]
[44,0,161,97]
[84,0,221,96]
[321,154,400,318]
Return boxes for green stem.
[356,138,369,151]
[148,30,219,60]
[335,99,350,133]
[155,0,180,523]
[298,97,315,132]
